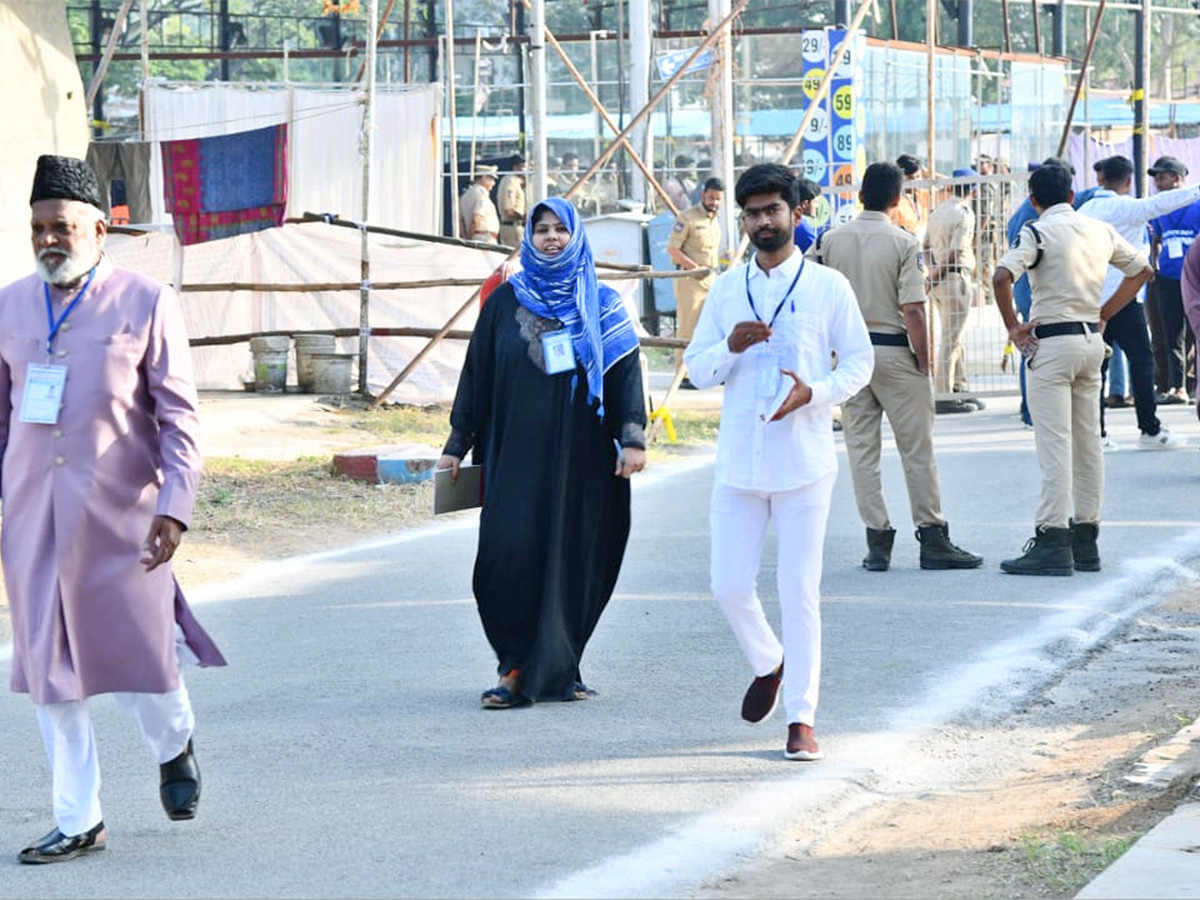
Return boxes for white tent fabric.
[103,223,644,404]
[141,82,442,234]
[103,222,500,403]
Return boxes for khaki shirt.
[807,210,925,334]
[926,197,976,272]
[460,182,499,238]
[667,204,721,286]
[997,202,1148,324]
[498,174,526,223]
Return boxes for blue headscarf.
[508,196,639,416]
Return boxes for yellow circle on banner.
[811,196,831,227]
[803,69,825,100]
[856,145,868,173]
[832,85,854,120]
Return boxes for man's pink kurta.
[0,257,225,705]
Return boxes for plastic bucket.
[309,352,354,394]
[293,334,337,393]
[249,336,290,393]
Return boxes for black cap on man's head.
[1095,156,1134,184]
[30,155,104,210]
[1149,155,1188,178]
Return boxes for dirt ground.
[696,584,1200,899]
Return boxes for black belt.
[501,219,525,226]
[869,332,909,347]
[1033,322,1100,338]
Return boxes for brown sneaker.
[740,663,783,724]
[784,723,822,761]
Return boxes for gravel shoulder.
[695,582,1200,899]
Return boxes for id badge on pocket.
[755,347,782,398]
[541,329,576,375]
[19,363,67,425]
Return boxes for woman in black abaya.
[438,197,647,709]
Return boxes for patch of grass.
[347,404,452,447]
[1017,828,1138,894]
[193,457,435,554]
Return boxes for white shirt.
[684,248,873,492]
[1078,185,1200,301]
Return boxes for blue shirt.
[794,220,818,253]
[1150,200,1200,281]
[1072,186,1100,210]
[1006,198,1038,317]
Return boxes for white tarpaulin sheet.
[103,222,502,404]
[103,221,644,405]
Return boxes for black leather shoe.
[18,822,106,864]
[160,739,201,821]
[741,663,783,724]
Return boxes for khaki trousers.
[841,345,945,530]
[499,222,523,247]
[932,273,973,393]
[1026,333,1106,528]
[675,276,712,366]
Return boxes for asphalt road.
[2,395,1199,898]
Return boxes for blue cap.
[952,167,976,178]
[1027,162,1041,172]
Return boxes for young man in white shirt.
[684,164,873,760]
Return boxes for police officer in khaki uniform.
[460,165,500,243]
[809,162,982,572]
[497,156,527,247]
[926,169,979,412]
[667,177,723,379]
[994,164,1152,575]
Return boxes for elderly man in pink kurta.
[0,155,225,864]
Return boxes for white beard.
[36,249,95,287]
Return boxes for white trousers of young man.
[35,680,194,836]
[710,474,835,727]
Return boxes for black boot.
[916,523,983,569]
[1000,526,1073,576]
[1070,519,1101,572]
[863,527,896,571]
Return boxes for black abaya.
[444,284,646,701]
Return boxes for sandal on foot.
[570,681,597,701]
[481,685,528,709]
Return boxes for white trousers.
[710,474,835,727]
[35,680,194,836]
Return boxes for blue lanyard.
[43,266,97,357]
[745,256,805,328]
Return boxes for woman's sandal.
[481,670,528,709]
[570,681,597,701]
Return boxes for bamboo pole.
[86,0,136,113]
[354,0,398,84]
[288,212,651,271]
[358,0,379,394]
[560,0,749,205]
[1056,0,1107,158]
[1001,0,1013,52]
[178,268,709,294]
[190,327,689,350]
[543,27,679,216]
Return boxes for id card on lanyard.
[19,267,97,425]
[746,257,804,399]
[541,329,577,375]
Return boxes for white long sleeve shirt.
[1078,185,1200,302]
[684,248,873,492]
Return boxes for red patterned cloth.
[161,124,288,246]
